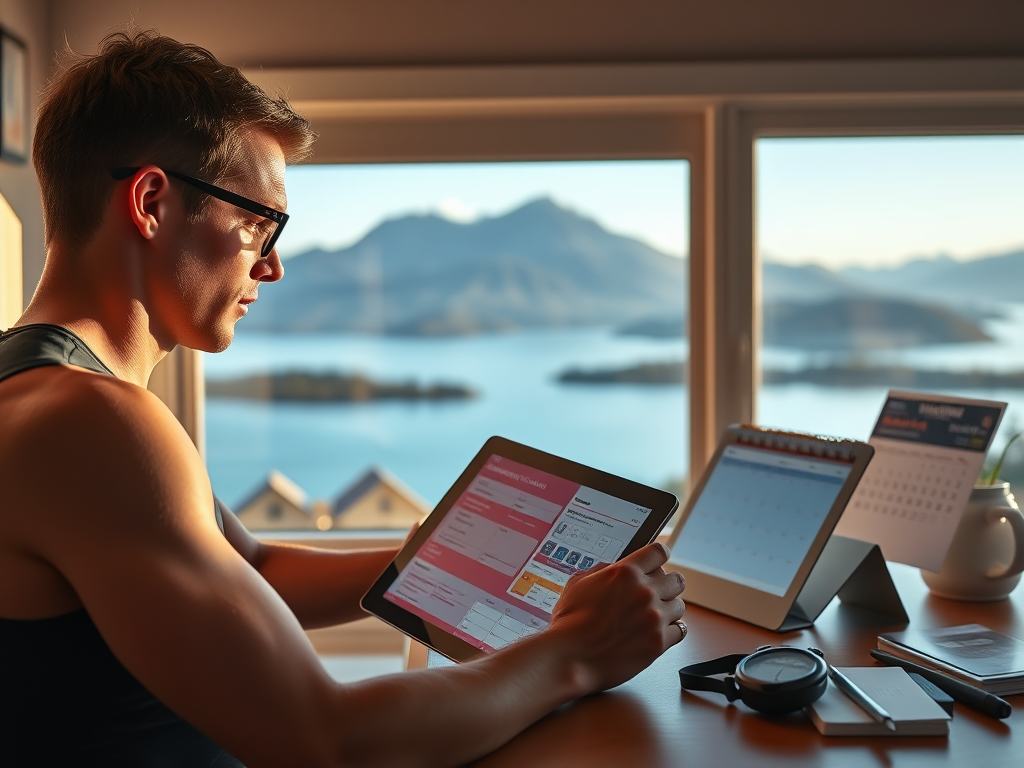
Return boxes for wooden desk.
[446,565,1023,767]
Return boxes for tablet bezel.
[360,436,680,662]
[664,424,874,631]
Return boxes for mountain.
[753,253,1023,347]
[840,249,1024,305]
[762,262,873,303]
[243,197,1022,341]
[618,254,1017,347]
[243,198,687,335]
[763,250,1024,308]
[764,298,992,349]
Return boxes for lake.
[204,303,1024,510]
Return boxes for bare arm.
[220,506,400,628]
[14,372,685,768]
[336,543,687,767]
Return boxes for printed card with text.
[835,391,1006,571]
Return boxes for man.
[0,32,686,767]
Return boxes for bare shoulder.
[2,362,172,425]
[0,364,212,543]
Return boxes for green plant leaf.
[982,431,1024,486]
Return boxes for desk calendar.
[835,391,1006,572]
[665,426,897,631]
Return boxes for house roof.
[234,470,309,514]
[331,466,431,517]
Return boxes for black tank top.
[0,324,243,767]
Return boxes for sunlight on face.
[174,129,288,353]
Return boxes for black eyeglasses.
[109,167,288,258]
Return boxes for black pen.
[870,649,1013,720]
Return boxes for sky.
[280,160,691,259]
[277,136,1024,270]
[757,136,1024,269]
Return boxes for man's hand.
[546,542,686,695]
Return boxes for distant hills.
[244,198,686,335]
[763,262,873,303]
[840,250,1024,305]
[243,196,1022,349]
[628,253,1021,349]
[763,298,992,349]
[764,251,1024,310]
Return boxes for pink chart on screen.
[384,454,652,651]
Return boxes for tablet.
[361,436,679,662]
[665,425,874,631]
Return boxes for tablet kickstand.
[775,535,909,633]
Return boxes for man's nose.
[252,248,284,283]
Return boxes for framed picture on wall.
[1,26,28,164]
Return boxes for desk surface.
[453,565,1023,768]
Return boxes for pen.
[828,664,897,731]
[870,649,1013,720]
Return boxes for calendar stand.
[775,535,909,633]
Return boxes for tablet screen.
[671,440,854,596]
[382,453,654,652]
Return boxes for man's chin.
[186,324,236,354]
[208,328,236,354]
[207,338,234,354]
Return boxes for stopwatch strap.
[678,653,748,701]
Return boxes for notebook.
[878,624,1024,696]
[806,667,951,736]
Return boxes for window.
[205,160,691,531]
[0,190,22,329]
[167,59,1015,540]
[756,135,1024,469]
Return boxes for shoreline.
[206,371,475,402]
[557,361,1024,389]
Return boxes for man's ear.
[126,166,172,242]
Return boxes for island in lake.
[206,371,475,402]
[558,361,687,385]
[763,365,1024,389]
[557,360,1024,390]
[617,298,993,350]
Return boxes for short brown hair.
[33,30,315,248]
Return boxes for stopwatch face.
[733,647,828,713]
[738,648,821,685]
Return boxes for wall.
[0,0,47,310]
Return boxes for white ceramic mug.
[921,483,1024,601]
